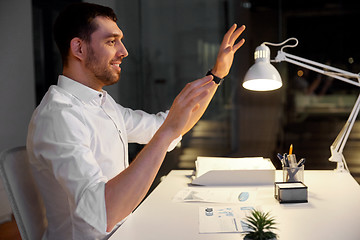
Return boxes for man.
[27,2,245,240]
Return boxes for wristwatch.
[206,69,224,85]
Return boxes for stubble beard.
[85,45,121,86]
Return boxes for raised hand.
[212,24,246,78]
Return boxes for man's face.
[84,16,128,88]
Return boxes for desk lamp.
[243,38,360,172]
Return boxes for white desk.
[110,170,360,240]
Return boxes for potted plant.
[243,209,278,240]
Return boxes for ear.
[69,37,87,61]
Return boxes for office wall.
[0,0,36,221]
[0,0,36,151]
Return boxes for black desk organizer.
[274,181,308,203]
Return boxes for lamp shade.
[243,44,282,91]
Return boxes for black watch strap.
[206,69,224,85]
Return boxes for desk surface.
[110,170,360,240]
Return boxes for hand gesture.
[212,24,246,78]
[161,76,215,139]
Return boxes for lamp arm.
[246,38,360,171]
[273,50,360,172]
[328,94,360,172]
[275,51,360,87]
[332,94,360,153]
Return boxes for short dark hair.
[53,2,117,66]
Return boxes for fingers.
[233,38,245,52]
[221,24,237,47]
[229,25,246,46]
[179,75,214,100]
[192,75,213,86]
[181,75,213,94]
[174,76,216,112]
[221,24,246,49]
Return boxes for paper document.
[173,188,257,203]
[195,157,274,178]
[192,157,275,186]
[199,206,253,233]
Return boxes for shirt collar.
[57,75,107,105]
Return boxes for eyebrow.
[104,33,123,39]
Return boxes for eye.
[107,39,116,46]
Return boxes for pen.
[297,158,306,167]
[283,153,289,167]
[288,154,297,168]
[283,153,290,167]
[289,144,293,155]
[277,153,284,166]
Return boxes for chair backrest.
[0,146,47,240]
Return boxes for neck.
[62,63,103,91]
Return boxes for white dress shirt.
[27,75,180,240]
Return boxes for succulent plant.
[243,209,277,240]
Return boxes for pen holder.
[283,165,304,182]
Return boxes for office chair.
[0,146,47,240]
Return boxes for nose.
[117,41,128,58]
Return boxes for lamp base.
[329,150,349,172]
[334,162,348,173]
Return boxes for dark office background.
[1,0,360,198]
